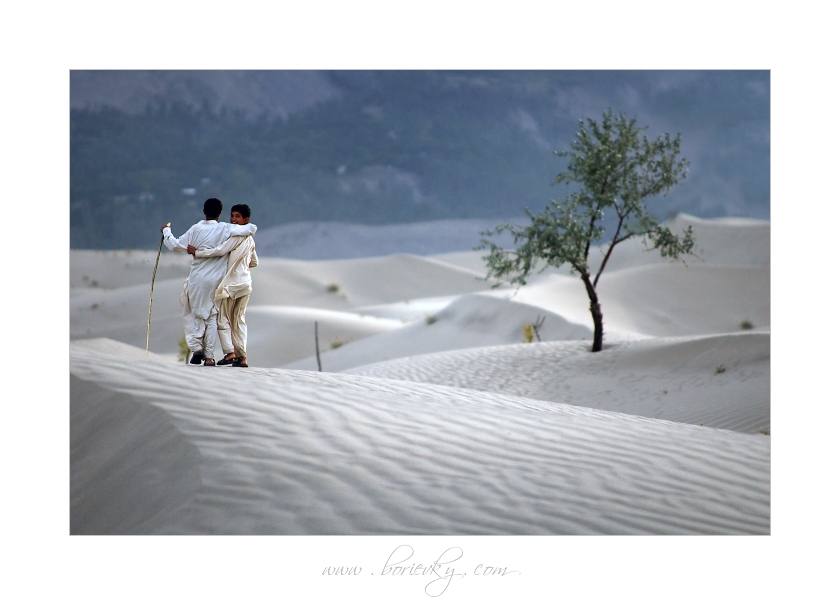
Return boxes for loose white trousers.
[182,280,218,358]
[217,294,250,357]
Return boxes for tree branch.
[593,211,627,288]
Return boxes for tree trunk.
[580,272,604,352]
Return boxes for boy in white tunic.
[160,198,257,366]
[188,203,258,367]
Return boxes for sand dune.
[249,253,492,308]
[68,213,771,534]
[242,306,404,367]
[284,293,593,372]
[432,213,770,274]
[71,343,769,534]
[70,252,493,362]
[346,331,770,433]
[282,259,768,373]
[253,217,521,259]
[70,248,192,292]
[491,263,770,338]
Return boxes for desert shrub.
[741,319,754,330]
[425,315,438,325]
[523,324,536,343]
[330,337,353,349]
[326,283,340,293]
[715,364,726,374]
[177,336,190,362]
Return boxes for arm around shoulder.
[229,223,257,236]
[195,236,240,258]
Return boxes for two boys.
[162,198,258,367]
[188,204,257,367]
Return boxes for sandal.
[189,350,205,365]
[232,358,249,368]
[204,359,216,366]
[217,356,238,366]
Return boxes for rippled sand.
[69,214,771,534]
[71,343,769,534]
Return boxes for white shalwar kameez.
[194,234,258,358]
[162,220,257,358]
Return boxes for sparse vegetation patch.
[330,337,353,349]
[523,324,536,343]
[177,336,190,363]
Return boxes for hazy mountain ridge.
[70,70,769,250]
[70,70,341,120]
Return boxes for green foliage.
[330,336,353,349]
[523,324,536,343]
[479,110,695,351]
[177,336,190,362]
[480,110,695,287]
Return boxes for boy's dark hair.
[231,203,251,219]
[203,198,223,218]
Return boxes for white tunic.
[194,234,259,301]
[162,220,257,319]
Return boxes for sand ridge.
[345,331,770,433]
[71,344,769,534]
[69,213,771,534]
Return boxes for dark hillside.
[70,70,769,249]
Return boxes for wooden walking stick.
[315,321,322,372]
[146,223,169,358]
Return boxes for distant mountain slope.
[252,217,521,259]
[71,70,770,249]
[70,70,341,119]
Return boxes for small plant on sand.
[740,319,754,330]
[177,336,190,363]
[425,314,438,325]
[326,283,340,294]
[715,364,726,374]
[330,336,353,349]
[479,110,695,352]
[524,315,547,342]
[523,323,536,343]
[759,429,770,436]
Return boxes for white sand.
[71,342,768,534]
[346,331,770,433]
[69,213,771,534]
[70,252,494,363]
[283,293,593,372]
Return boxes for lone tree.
[479,109,696,352]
